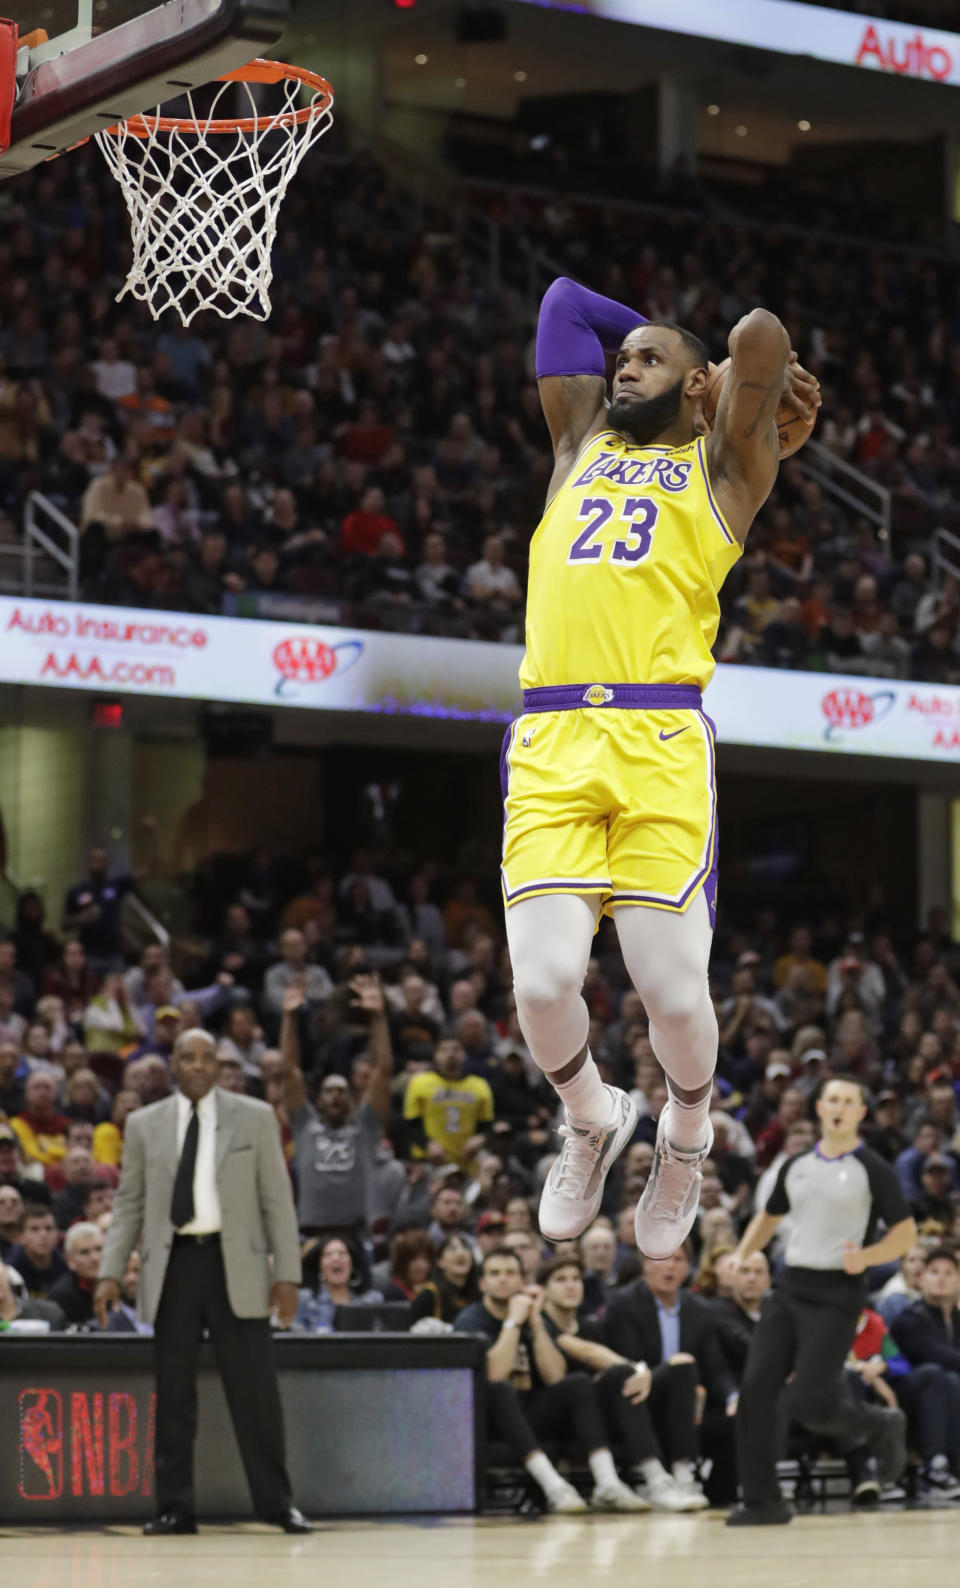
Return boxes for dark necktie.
[170,1104,199,1229]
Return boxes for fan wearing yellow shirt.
[404,1038,495,1168]
[92,1089,142,1169]
[772,926,827,993]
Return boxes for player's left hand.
[781,351,821,422]
[842,1243,867,1276]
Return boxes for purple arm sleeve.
[535,277,647,380]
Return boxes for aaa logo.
[821,688,896,742]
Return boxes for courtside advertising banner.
[3,596,960,762]
[512,0,960,88]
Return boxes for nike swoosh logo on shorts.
[659,726,690,741]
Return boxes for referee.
[727,1074,917,1526]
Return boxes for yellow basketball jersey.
[520,430,741,691]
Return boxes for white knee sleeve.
[506,893,598,1074]
[613,891,718,1092]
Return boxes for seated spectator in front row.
[428,1234,481,1325]
[105,1250,153,1335]
[383,1228,436,1307]
[874,1243,927,1326]
[580,1221,619,1316]
[711,1253,771,1386]
[294,1235,382,1333]
[455,1247,646,1514]
[47,1220,105,1326]
[538,1255,704,1511]
[605,1246,736,1509]
[890,1247,960,1498]
[5,1204,68,1297]
[0,1256,65,1330]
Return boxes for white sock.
[672,1459,697,1486]
[639,1458,669,1485]
[554,1052,610,1127]
[664,1089,711,1153]
[525,1450,567,1499]
[588,1448,619,1491]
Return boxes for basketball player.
[501,277,820,1256]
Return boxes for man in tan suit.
[96,1028,309,1534]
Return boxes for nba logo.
[18,1388,64,1500]
[522,728,535,748]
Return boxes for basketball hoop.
[95,59,334,325]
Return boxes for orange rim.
[101,58,333,138]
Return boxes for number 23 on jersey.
[568,496,659,566]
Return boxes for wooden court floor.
[2,1509,958,1588]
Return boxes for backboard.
[0,0,292,178]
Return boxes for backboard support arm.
[0,0,290,177]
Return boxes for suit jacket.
[710,1295,759,1383]
[890,1299,960,1374]
[99,1089,301,1324]
[603,1280,735,1405]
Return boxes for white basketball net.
[95,71,333,325]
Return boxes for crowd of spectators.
[1,136,958,681]
[4,834,960,1508]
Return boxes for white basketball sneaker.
[634,1107,714,1259]
[642,1469,705,1513]
[591,1478,652,1512]
[539,1086,640,1242]
[669,1462,710,1511]
[546,1480,588,1514]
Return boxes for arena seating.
[0,135,956,684]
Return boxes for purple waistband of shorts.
[522,683,702,712]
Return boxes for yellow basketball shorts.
[499,690,718,926]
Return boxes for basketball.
[700,356,817,459]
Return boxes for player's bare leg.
[613,892,717,1260]
[506,892,639,1241]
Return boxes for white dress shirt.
[174,1088,222,1235]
